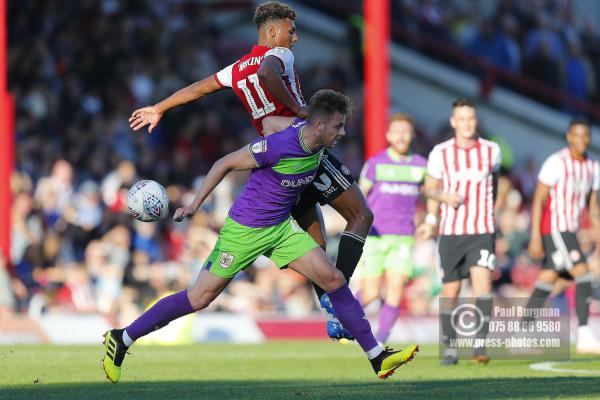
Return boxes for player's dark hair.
[569,116,591,130]
[452,98,476,109]
[307,89,353,122]
[389,112,414,127]
[254,1,296,28]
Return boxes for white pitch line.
[529,361,600,375]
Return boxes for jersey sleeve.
[538,155,560,187]
[247,136,280,168]
[360,159,375,184]
[427,146,444,180]
[264,47,294,69]
[491,142,502,172]
[214,62,234,88]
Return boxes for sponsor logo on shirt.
[411,167,425,181]
[252,140,268,154]
[447,166,489,182]
[313,174,338,197]
[219,252,235,269]
[313,174,332,191]
[380,182,420,196]
[281,175,314,188]
[292,120,306,129]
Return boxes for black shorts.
[291,150,355,218]
[542,232,586,272]
[438,234,496,283]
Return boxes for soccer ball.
[127,180,169,222]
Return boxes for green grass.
[1,342,600,400]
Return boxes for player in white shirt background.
[526,117,600,355]
[419,99,501,365]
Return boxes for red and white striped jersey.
[539,148,600,234]
[427,137,501,236]
[214,45,305,135]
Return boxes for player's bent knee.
[344,206,373,231]
[360,207,374,227]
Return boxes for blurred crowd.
[3,0,366,325]
[393,0,600,111]
[2,0,599,327]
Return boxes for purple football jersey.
[228,119,323,227]
[360,148,427,236]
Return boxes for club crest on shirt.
[219,252,235,269]
[341,165,351,176]
[251,140,268,154]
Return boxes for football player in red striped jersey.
[419,99,501,365]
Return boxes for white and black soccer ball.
[127,180,169,222]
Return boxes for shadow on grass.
[3,377,599,400]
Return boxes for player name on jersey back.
[238,56,264,72]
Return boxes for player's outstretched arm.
[257,56,308,118]
[528,181,551,261]
[129,75,223,133]
[173,147,257,221]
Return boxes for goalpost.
[0,0,13,266]
[364,0,389,159]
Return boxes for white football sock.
[122,329,134,347]
[366,345,384,360]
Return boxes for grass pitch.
[1,342,599,400]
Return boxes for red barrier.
[364,0,390,158]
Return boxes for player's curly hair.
[253,1,296,28]
[308,89,353,122]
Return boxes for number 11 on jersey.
[237,73,275,119]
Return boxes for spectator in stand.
[466,17,520,73]
[523,13,564,62]
[525,41,561,95]
[561,40,596,107]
